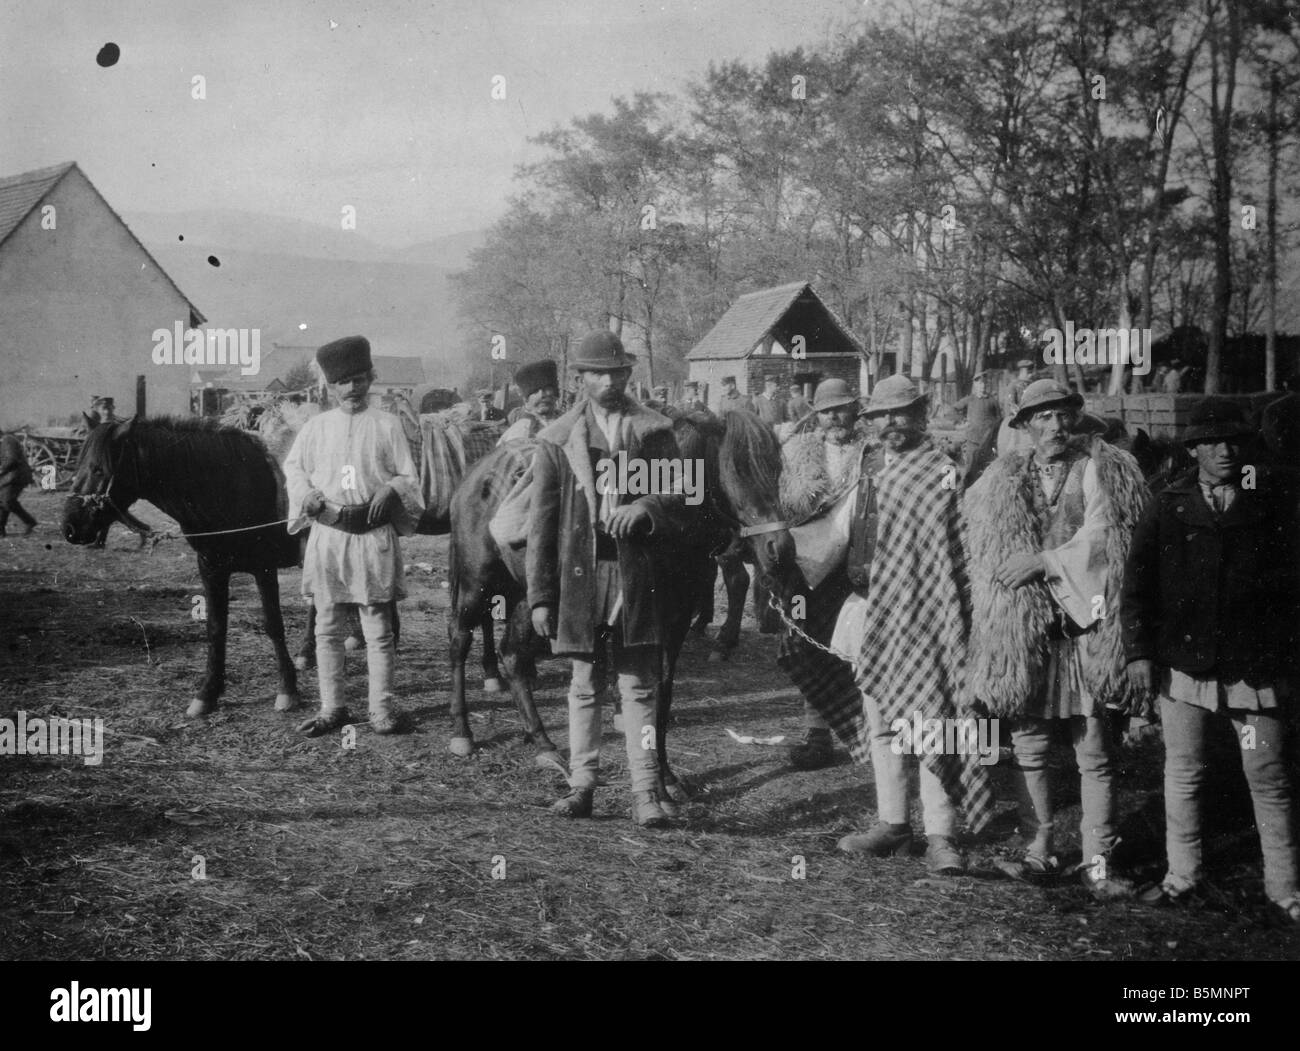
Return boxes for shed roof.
[686,281,863,361]
[0,161,205,322]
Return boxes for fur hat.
[862,375,925,417]
[1183,397,1252,446]
[514,359,558,399]
[316,336,373,383]
[571,331,636,372]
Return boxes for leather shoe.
[837,822,913,856]
[925,835,966,875]
[632,790,670,829]
[550,789,594,819]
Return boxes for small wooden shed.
[685,281,865,411]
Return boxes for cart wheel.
[23,440,60,492]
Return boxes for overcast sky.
[2,0,862,246]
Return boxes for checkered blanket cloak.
[849,440,996,834]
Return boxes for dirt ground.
[1,489,1297,961]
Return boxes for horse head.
[717,410,801,602]
[63,418,143,544]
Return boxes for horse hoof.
[533,749,563,770]
[482,677,503,693]
[707,649,728,663]
[343,635,363,652]
[186,699,215,718]
[448,736,475,757]
[274,692,300,713]
[293,655,311,672]
[663,781,691,805]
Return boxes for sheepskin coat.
[964,435,1148,717]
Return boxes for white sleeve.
[1040,458,1109,628]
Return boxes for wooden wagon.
[18,427,85,491]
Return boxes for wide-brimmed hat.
[763,373,779,384]
[571,331,636,372]
[810,378,859,412]
[514,359,558,398]
[862,375,926,417]
[972,369,991,382]
[1011,379,1083,428]
[474,388,493,398]
[316,335,373,383]
[1183,397,1253,446]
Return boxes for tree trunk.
[1204,0,1240,395]
[1265,68,1279,392]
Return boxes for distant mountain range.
[123,209,486,386]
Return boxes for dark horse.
[445,411,737,805]
[62,417,302,718]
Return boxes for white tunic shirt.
[284,407,424,604]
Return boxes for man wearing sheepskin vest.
[528,331,691,829]
[777,378,873,771]
[1122,398,1300,921]
[965,379,1149,900]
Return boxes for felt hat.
[862,375,926,417]
[1182,397,1253,446]
[571,331,636,372]
[316,336,373,384]
[514,359,558,399]
[811,378,859,412]
[1011,378,1083,428]
[475,388,494,398]
[683,380,699,391]
[972,369,991,382]
[722,375,737,385]
[763,373,779,384]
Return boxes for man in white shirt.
[284,336,424,737]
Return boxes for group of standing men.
[773,372,1299,919]
[281,330,1299,920]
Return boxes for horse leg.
[500,598,558,763]
[294,600,316,671]
[447,591,480,757]
[690,559,716,633]
[657,621,692,810]
[709,551,748,661]
[254,566,301,712]
[481,610,503,693]
[188,563,229,718]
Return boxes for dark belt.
[317,503,392,535]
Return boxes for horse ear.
[114,417,136,439]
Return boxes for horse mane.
[90,416,285,534]
[719,409,782,513]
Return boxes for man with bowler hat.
[285,336,424,737]
[528,331,692,828]
[1123,398,1300,921]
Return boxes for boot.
[925,835,966,875]
[837,822,913,856]
[551,788,594,819]
[632,790,670,829]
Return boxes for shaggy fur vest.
[780,432,869,520]
[964,435,1149,717]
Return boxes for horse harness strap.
[847,466,879,591]
[739,520,789,538]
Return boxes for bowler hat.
[316,336,373,384]
[571,331,636,372]
[811,378,859,413]
[1183,397,1253,446]
[514,359,558,399]
[1011,379,1083,428]
[862,375,926,417]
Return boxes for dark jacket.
[1121,468,1300,681]
[526,399,691,655]
[0,434,33,491]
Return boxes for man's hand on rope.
[606,502,651,539]
[302,489,326,517]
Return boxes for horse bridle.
[68,444,151,536]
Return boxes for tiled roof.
[685,281,863,360]
[0,160,205,322]
[0,162,75,246]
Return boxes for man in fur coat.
[777,378,873,771]
[528,331,692,829]
[965,379,1149,900]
